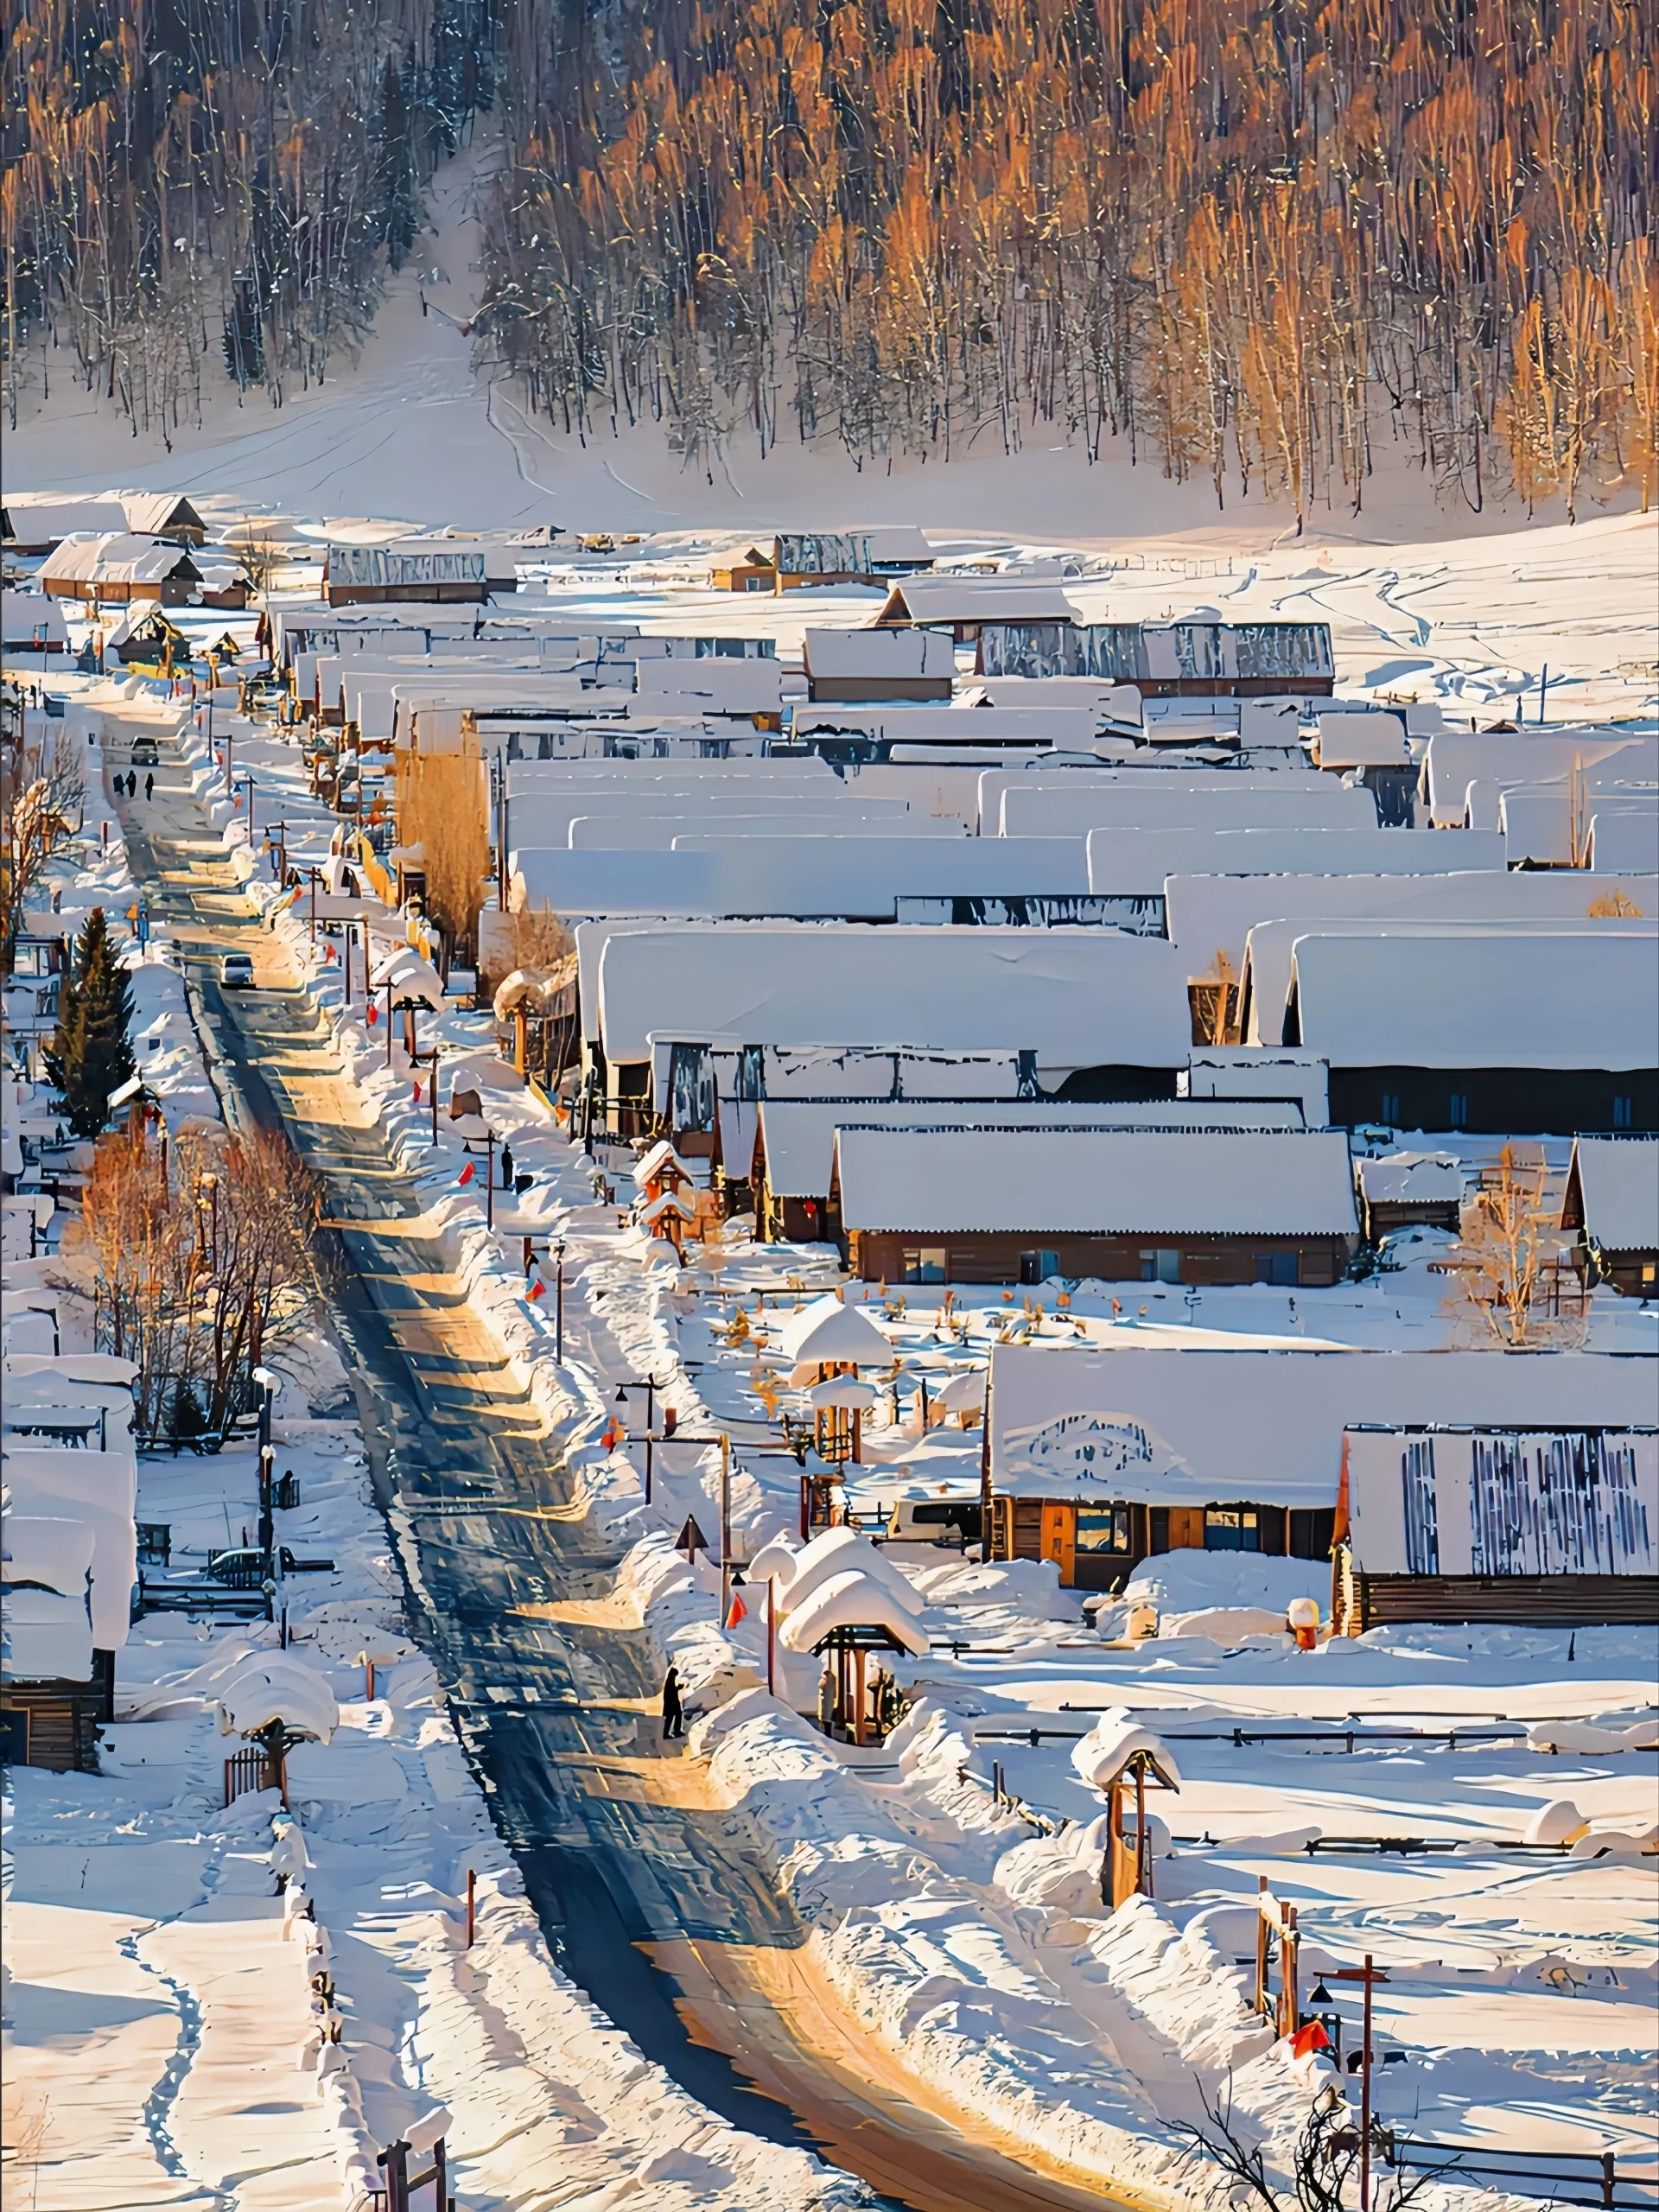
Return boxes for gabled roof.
[121,493,206,537]
[594,923,1190,1071]
[754,1099,1306,1197]
[804,626,955,678]
[774,528,933,573]
[833,1126,1360,1236]
[40,534,202,586]
[1354,1152,1463,1205]
[876,577,1083,626]
[1561,1137,1659,1250]
[1285,930,1659,1070]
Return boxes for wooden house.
[0,1650,114,1770]
[1560,1136,1659,1296]
[804,626,955,702]
[831,1125,1360,1287]
[324,543,491,606]
[3,496,129,553]
[874,578,1083,642]
[751,1099,1306,1246]
[118,493,208,543]
[1282,931,1659,1135]
[711,530,934,592]
[39,534,210,607]
[1354,1152,1463,1243]
[1337,1424,1657,1629]
[976,618,1336,697]
[985,1342,1656,1593]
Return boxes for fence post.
[1601,2153,1616,2209]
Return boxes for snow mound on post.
[1071,1708,1182,1793]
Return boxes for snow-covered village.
[2,6,1657,2206]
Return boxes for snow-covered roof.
[1244,915,1656,1046]
[754,1099,1304,1198]
[1286,931,1659,1070]
[1355,1152,1463,1205]
[632,1139,692,1185]
[772,1294,895,1368]
[1,1588,93,1681]
[1420,731,1659,824]
[651,834,1086,920]
[594,924,1191,1074]
[804,1376,880,1411]
[1588,810,1659,874]
[41,534,201,588]
[121,493,206,537]
[988,1343,1659,1506]
[778,1570,931,1655]
[1162,868,1654,973]
[804,627,954,679]
[833,1127,1359,1236]
[1313,711,1409,769]
[1086,824,1506,896]
[876,578,1083,626]
[1562,1138,1659,1251]
[3,496,129,547]
[1,590,69,645]
[1003,780,1372,836]
[1344,1426,1657,1576]
[2,1446,135,1649]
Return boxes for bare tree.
[66,1120,323,1443]
[1442,1143,1588,1350]
[2,702,87,977]
[1177,2075,1450,2212]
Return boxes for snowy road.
[111,746,1138,2211]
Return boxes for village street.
[105,721,1139,2212]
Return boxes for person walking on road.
[144,772,155,801]
[661,1662,683,1741]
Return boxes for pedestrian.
[145,772,155,801]
[661,1662,683,1741]
[500,1143,513,1187]
[817,1665,836,1738]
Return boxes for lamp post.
[429,1039,441,1148]
[1315,1957,1389,2211]
[252,1364,282,1606]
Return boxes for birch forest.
[1,0,499,433]
[477,0,1656,523]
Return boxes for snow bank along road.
[110,728,1138,2210]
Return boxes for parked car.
[885,1494,982,1547]
[130,737,159,766]
[219,950,255,988]
[156,1544,336,1592]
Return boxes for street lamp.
[252,1364,283,1608]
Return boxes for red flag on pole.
[1290,2021,1331,2059]
[725,1588,747,1629]
[527,1277,547,1300]
[412,1082,422,1103]
[457,1160,475,1185]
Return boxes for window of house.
[1448,1093,1469,1128]
[1139,1248,1180,1283]
[1256,1251,1300,1287]
[1205,1504,1261,1552]
[1613,1096,1633,1128]
[1379,1093,1400,1124]
[1076,1504,1135,1554]
[902,1248,948,1283]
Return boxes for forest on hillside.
[0,0,498,434]
[3,0,1653,525]
[478,0,1655,524]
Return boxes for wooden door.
[1040,1503,1077,1586]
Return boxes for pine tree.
[45,907,136,1138]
